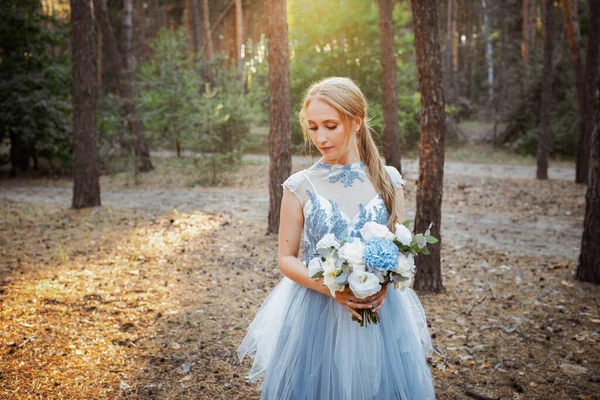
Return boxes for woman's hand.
[330,284,390,320]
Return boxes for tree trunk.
[561,0,587,183]
[411,0,445,293]
[377,0,402,173]
[122,0,153,172]
[576,61,600,283]
[94,0,153,173]
[70,0,101,208]
[464,1,472,100]
[481,0,494,104]
[581,0,600,184]
[537,0,554,180]
[266,0,292,234]
[235,0,244,80]
[192,0,202,55]
[522,0,536,72]
[202,0,214,83]
[445,0,454,103]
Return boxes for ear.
[353,117,363,132]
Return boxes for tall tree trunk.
[411,0,445,293]
[94,0,153,173]
[235,0,244,80]
[70,0,101,208]
[192,0,202,55]
[377,0,402,173]
[445,0,454,103]
[581,0,600,184]
[266,0,292,234]
[464,0,473,100]
[522,0,536,72]
[577,61,600,283]
[451,0,459,82]
[537,0,554,180]
[481,0,494,104]
[122,0,153,172]
[561,0,587,183]
[202,0,214,83]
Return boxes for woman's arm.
[277,189,378,320]
[395,185,406,222]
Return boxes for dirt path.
[0,158,584,260]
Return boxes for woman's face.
[306,98,354,163]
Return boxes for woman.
[238,77,435,399]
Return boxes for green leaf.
[310,271,324,279]
[426,236,439,244]
[402,220,411,228]
[421,246,430,255]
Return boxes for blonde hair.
[298,77,399,229]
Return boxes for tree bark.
[94,0,153,173]
[411,0,445,293]
[481,0,494,104]
[70,0,101,208]
[235,0,244,80]
[122,0,153,172]
[192,0,202,55]
[445,0,454,103]
[464,0,473,100]
[537,0,554,180]
[266,0,292,234]
[377,0,402,173]
[581,0,600,184]
[561,0,587,183]
[522,0,536,72]
[576,60,600,283]
[201,0,214,83]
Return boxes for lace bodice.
[283,161,406,264]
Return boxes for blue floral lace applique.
[303,190,330,263]
[373,202,389,225]
[328,199,349,240]
[328,164,365,188]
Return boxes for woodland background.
[1,0,599,399]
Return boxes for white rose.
[394,223,412,246]
[321,256,339,274]
[316,233,341,257]
[360,222,395,242]
[348,270,382,299]
[394,253,415,277]
[338,239,366,269]
[308,257,324,279]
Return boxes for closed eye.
[327,125,337,130]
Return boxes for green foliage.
[0,0,72,170]
[136,28,202,153]
[132,28,264,185]
[286,0,419,152]
[512,56,579,159]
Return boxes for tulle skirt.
[237,277,436,400]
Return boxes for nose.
[316,129,328,145]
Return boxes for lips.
[320,146,334,152]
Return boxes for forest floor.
[0,149,599,399]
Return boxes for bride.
[238,77,436,400]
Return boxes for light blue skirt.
[237,277,436,400]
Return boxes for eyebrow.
[307,119,339,124]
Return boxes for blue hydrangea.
[364,237,399,272]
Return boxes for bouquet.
[308,221,438,327]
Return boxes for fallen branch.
[466,295,487,316]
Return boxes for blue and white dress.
[237,161,436,400]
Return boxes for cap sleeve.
[384,166,406,189]
[282,171,306,193]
